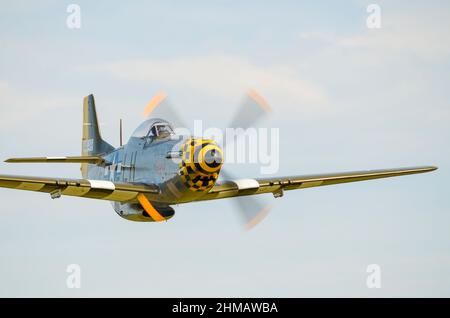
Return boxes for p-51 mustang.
[0,94,437,228]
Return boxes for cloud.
[299,9,450,62]
[97,55,327,106]
[0,81,78,129]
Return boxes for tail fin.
[81,94,114,177]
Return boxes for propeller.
[226,89,272,141]
[142,89,273,230]
[219,169,272,230]
[143,91,186,130]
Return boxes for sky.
[0,0,449,297]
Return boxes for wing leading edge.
[200,166,438,202]
[5,156,106,164]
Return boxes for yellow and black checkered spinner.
[179,138,223,192]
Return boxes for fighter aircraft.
[0,94,437,228]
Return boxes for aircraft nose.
[179,138,223,192]
[198,144,223,173]
[180,138,223,174]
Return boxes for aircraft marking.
[88,180,116,190]
[233,179,260,190]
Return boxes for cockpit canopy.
[131,119,175,139]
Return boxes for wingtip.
[414,166,438,173]
[419,166,438,173]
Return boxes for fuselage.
[84,118,223,221]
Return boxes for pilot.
[155,124,173,139]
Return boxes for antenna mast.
[119,119,123,147]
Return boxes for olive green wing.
[200,166,437,202]
[0,174,159,202]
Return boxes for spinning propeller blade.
[143,91,188,130]
[142,89,273,230]
[219,170,272,230]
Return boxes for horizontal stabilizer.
[5,156,105,165]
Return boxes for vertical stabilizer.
[81,94,114,177]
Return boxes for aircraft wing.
[200,166,437,202]
[0,174,159,202]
